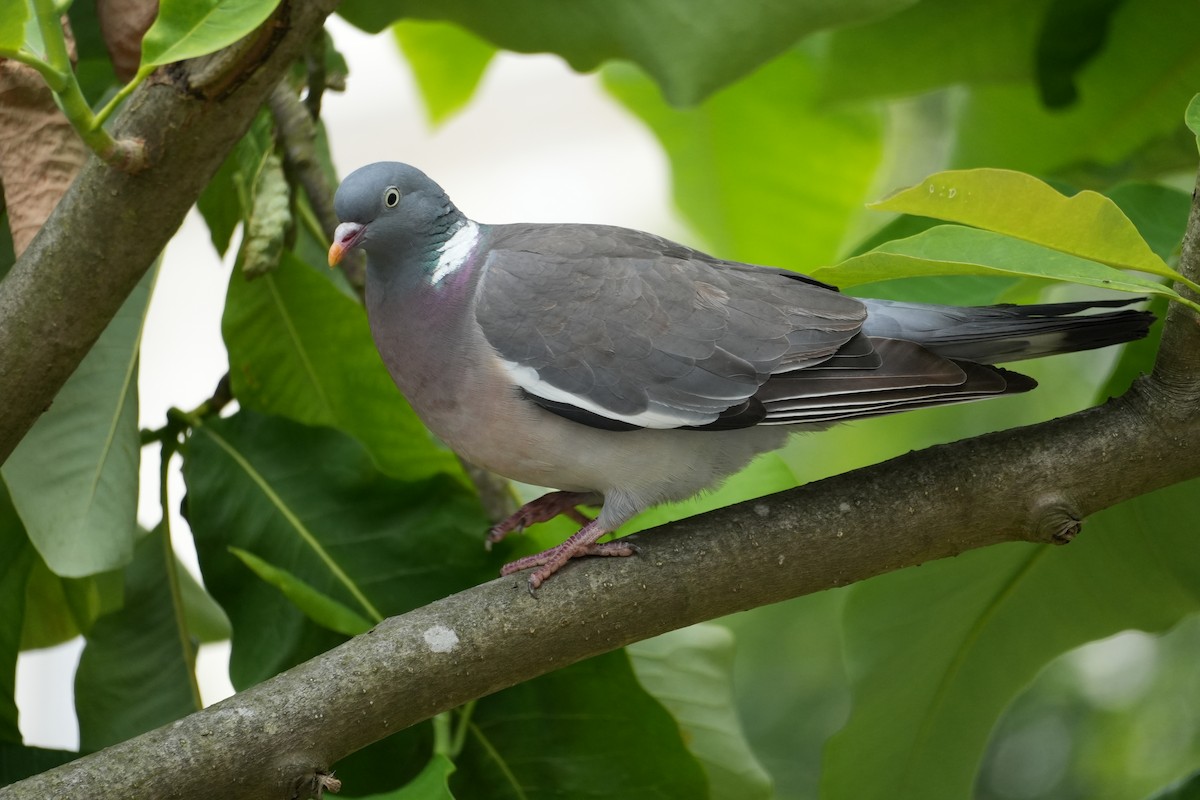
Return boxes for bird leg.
[500,518,638,592]
[486,490,600,550]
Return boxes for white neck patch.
[431,221,480,285]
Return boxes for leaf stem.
[1,49,68,90]
[161,437,205,711]
[295,196,328,250]
[93,64,153,127]
[432,713,452,757]
[450,700,476,758]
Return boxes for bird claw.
[486,491,599,549]
[504,536,639,593]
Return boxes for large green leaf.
[0,484,35,743]
[819,0,1048,101]
[393,20,496,127]
[871,169,1194,290]
[228,547,373,636]
[953,0,1200,173]
[1033,0,1125,109]
[812,225,1200,313]
[717,591,851,800]
[223,252,458,482]
[19,559,124,650]
[340,0,916,106]
[140,0,282,68]
[354,754,456,799]
[452,650,708,798]
[605,51,883,269]
[1187,94,1200,156]
[182,411,495,688]
[630,625,773,800]
[1146,768,1200,800]
[2,266,156,577]
[0,743,78,785]
[195,111,273,258]
[0,0,27,52]
[823,478,1200,800]
[74,527,200,752]
[1106,183,1193,262]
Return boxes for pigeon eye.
[384,187,401,208]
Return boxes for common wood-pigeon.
[329,162,1153,592]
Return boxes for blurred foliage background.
[2,0,1200,797]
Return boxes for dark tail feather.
[860,297,1154,365]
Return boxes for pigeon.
[329,162,1153,592]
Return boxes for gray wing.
[474,223,867,429]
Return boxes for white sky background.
[15,17,674,751]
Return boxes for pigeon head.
[328,162,464,267]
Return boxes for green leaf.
[1106,183,1193,262]
[228,547,373,636]
[75,527,200,751]
[223,252,458,482]
[819,0,1047,101]
[812,225,1200,313]
[0,210,14,281]
[1146,768,1200,800]
[0,483,36,743]
[355,754,457,799]
[630,625,773,800]
[870,169,1197,292]
[393,20,496,127]
[452,650,708,798]
[716,591,851,800]
[604,51,883,269]
[0,0,28,52]
[1033,0,1124,109]
[196,111,273,258]
[182,411,495,688]
[953,0,1200,173]
[1186,93,1200,155]
[0,743,78,785]
[178,562,231,644]
[2,265,157,577]
[340,0,917,106]
[196,148,243,257]
[140,0,282,68]
[823,478,1200,800]
[20,559,124,650]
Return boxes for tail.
[859,297,1154,365]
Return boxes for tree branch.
[0,0,340,464]
[5,171,1199,799]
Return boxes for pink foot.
[486,491,599,550]
[500,519,639,594]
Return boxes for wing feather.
[474,223,865,429]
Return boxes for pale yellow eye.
[384,187,401,207]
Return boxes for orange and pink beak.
[328,222,366,267]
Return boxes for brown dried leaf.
[0,59,87,257]
[97,0,159,82]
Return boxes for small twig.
[267,79,364,293]
[303,33,328,120]
[267,81,337,237]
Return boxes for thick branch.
[0,0,340,464]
